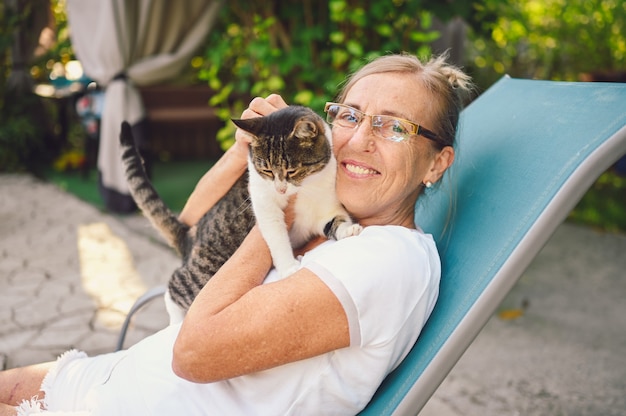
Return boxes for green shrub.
[0,1,47,172]
[467,0,626,86]
[0,106,43,172]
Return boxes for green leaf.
[346,40,363,56]
[376,24,393,37]
[293,90,315,105]
[330,31,345,44]
[266,75,286,92]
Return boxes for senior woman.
[0,53,472,416]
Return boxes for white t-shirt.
[41,225,440,416]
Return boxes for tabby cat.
[119,106,361,324]
[233,106,362,278]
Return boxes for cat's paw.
[277,260,300,279]
[277,260,301,279]
[335,223,363,240]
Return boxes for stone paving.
[0,174,175,368]
[1,173,625,415]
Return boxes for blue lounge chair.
[359,76,626,415]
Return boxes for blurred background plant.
[466,0,626,87]
[1,0,44,172]
[1,0,78,174]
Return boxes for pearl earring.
[424,181,433,189]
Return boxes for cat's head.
[232,106,332,194]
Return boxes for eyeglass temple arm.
[418,126,440,142]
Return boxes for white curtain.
[66,0,223,212]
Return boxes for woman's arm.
[178,141,248,226]
[178,94,289,226]
[171,225,349,383]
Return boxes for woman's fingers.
[265,94,289,110]
[235,95,289,145]
[247,95,288,117]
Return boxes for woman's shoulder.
[358,224,433,240]
[302,224,439,291]
[352,225,437,256]
[304,224,437,265]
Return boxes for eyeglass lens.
[326,104,412,142]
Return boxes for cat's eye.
[260,169,274,178]
[285,168,300,178]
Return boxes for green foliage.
[467,0,626,86]
[0,104,43,172]
[195,0,443,150]
[0,1,45,172]
[0,1,19,107]
[568,170,626,233]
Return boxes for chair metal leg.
[116,285,167,351]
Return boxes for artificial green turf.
[43,159,214,213]
[43,168,104,210]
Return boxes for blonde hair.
[335,53,474,149]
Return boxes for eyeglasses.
[324,102,440,143]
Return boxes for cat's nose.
[275,183,288,194]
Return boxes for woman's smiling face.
[332,72,450,228]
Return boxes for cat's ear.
[232,117,263,139]
[292,118,319,143]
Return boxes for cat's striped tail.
[119,121,188,254]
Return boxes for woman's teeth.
[346,163,377,175]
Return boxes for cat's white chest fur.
[248,156,361,278]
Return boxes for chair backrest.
[359,77,626,415]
